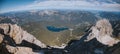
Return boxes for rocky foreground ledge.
[0,19,120,54]
[65,19,120,54]
[0,24,46,54]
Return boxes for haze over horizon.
[0,0,120,13]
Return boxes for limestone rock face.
[0,24,46,54]
[6,45,39,54]
[65,19,120,54]
[0,34,3,43]
[85,19,120,46]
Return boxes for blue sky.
[0,0,35,12]
[0,0,120,13]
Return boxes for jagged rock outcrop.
[65,19,120,54]
[6,45,39,54]
[85,19,120,46]
[0,24,46,54]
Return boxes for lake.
[46,26,69,32]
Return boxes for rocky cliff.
[85,19,120,46]
[0,24,46,54]
[65,19,120,54]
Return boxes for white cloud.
[26,1,120,11]
[0,0,120,13]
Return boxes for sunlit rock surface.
[0,24,46,48]
[0,24,46,54]
[6,45,39,54]
[85,19,120,46]
[65,19,120,54]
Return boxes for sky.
[0,0,120,13]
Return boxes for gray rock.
[85,19,120,46]
[0,24,46,54]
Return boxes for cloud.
[0,0,120,13]
[25,1,120,11]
